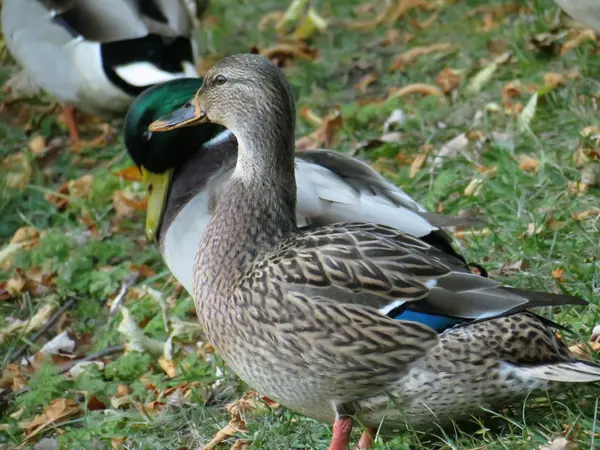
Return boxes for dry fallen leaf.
[388,83,444,99]
[296,106,343,150]
[518,155,541,173]
[6,267,55,297]
[435,67,463,94]
[158,356,177,378]
[257,43,318,67]
[409,144,433,179]
[389,43,456,72]
[561,28,596,55]
[45,174,94,210]
[230,440,250,450]
[539,437,580,450]
[114,166,143,182]
[0,301,57,342]
[551,268,566,283]
[0,363,29,392]
[2,152,33,190]
[572,209,600,221]
[112,190,147,219]
[0,227,41,271]
[19,398,81,442]
[354,73,378,93]
[500,259,529,275]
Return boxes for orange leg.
[329,416,353,450]
[62,104,81,152]
[355,427,376,449]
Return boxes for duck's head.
[148,54,296,181]
[124,78,225,242]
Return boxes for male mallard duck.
[124,77,478,299]
[1,0,206,149]
[148,55,600,450]
[555,0,600,34]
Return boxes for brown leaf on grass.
[129,264,156,279]
[203,417,248,450]
[500,259,529,275]
[226,390,281,421]
[354,73,378,92]
[19,398,81,442]
[435,67,463,94]
[387,0,430,24]
[158,356,177,378]
[28,135,47,155]
[409,144,433,178]
[551,268,566,283]
[518,155,541,173]
[342,1,394,30]
[2,152,33,189]
[388,43,456,72]
[388,84,444,100]
[561,28,596,55]
[114,166,143,182]
[87,395,107,411]
[569,341,600,360]
[501,82,531,115]
[230,441,250,450]
[258,11,284,31]
[464,178,484,197]
[543,70,578,90]
[44,174,94,210]
[572,209,600,221]
[539,437,580,450]
[466,3,526,19]
[256,43,318,67]
[110,437,126,450]
[0,363,29,391]
[0,302,57,342]
[413,10,440,30]
[296,106,342,150]
[112,190,147,219]
[1,226,41,271]
[116,384,130,398]
[6,267,55,297]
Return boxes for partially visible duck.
[1,0,206,149]
[554,0,600,35]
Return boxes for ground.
[1,0,599,449]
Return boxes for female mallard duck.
[148,54,600,450]
[554,0,600,34]
[1,0,206,149]
[124,77,479,300]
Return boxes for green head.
[123,78,225,242]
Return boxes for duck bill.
[148,101,208,132]
[142,167,174,243]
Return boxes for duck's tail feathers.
[504,287,588,311]
[518,360,600,383]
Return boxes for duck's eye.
[214,74,227,86]
[143,131,152,141]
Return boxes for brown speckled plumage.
[151,54,600,436]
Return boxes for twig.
[59,344,125,375]
[9,297,78,363]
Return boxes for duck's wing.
[295,150,479,259]
[252,222,585,328]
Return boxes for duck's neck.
[193,126,297,305]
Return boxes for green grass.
[1,0,600,448]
